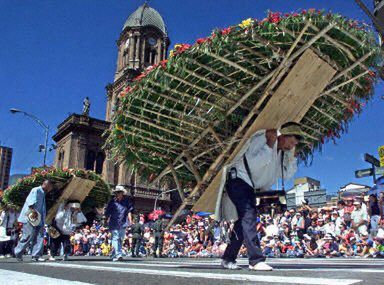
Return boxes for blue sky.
[0,0,383,194]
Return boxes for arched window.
[95,152,105,174]
[86,150,96,171]
[58,150,65,169]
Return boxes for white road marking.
[88,260,384,273]
[34,262,362,285]
[0,268,93,285]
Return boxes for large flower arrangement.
[106,9,382,184]
[2,168,111,211]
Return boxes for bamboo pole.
[183,151,202,182]
[163,71,237,106]
[124,113,192,141]
[169,165,185,202]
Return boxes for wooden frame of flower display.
[105,10,382,226]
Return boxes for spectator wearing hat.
[105,185,133,261]
[351,201,368,235]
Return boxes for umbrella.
[195,211,212,217]
[148,209,165,220]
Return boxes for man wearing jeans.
[14,180,53,262]
[105,185,133,261]
[221,122,302,271]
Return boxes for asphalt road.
[0,256,383,285]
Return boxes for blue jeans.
[14,223,44,258]
[222,178,265,266]
[111,227,126,258]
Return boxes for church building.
[52,3,172,213]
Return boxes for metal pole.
[373,164,377,184]
[10,108,50,167]
[43,126,49,166]
[153,188,177,211]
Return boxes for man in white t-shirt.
[351,201,368,235]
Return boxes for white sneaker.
[112,256,123,262]
[0,255,5,259]
[221,260,241,270]
[48,256,56,261]
[249,262,273,271]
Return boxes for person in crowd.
[351,201,368,235]
[14,180,54,262]
[131,216,143,257]
[0,206,19,258]
[104,185,133,261]
[368,194,381,236]
[152,215,166,258]
[49,200,87,261]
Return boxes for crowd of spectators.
[1,193,384,259]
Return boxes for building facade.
[286,177,326,209]
[0,146,13,190]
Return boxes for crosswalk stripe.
[0,268,92,285]
[34,262,362,285]
[89,261,384,273]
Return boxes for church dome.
[123,3,167,35]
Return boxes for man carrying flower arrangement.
[14,180,54,262]
[220,122,303,271]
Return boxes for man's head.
[113,185,126,200]
[278,122,303,151]
[42,180,54,193]
[353,201,361,209]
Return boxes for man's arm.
[127,212,133,225]
[26,189,38,209]
[282,150,298,179]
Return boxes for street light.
[153,188,179,211]
[10,108,50,166]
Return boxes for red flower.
[196,37,210,44]
[268,12,281,24]
[133,73,146,82]
[284,13,290,17]
[221,27,231,35]
[368,70,376,78]
[159,59,168,69]
[292,13,299,17]
[174,44,191,53]
[302,10,307,15]
[308,8,316,14]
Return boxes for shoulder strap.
[243,154,255,189]
[281,151,285,192]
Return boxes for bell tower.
[106,3,170,122]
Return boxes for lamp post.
[10,108,50,166]
[153,188,178,211]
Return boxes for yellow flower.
[116,124,123,131]
[174,44,182,50]
[169,49,174,57]
[239,18,253,28]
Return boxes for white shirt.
[55,203,87,235]
[231,130,297,190]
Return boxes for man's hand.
[30,211,38,220]
[265,129,277,149]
